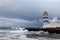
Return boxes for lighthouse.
[43,11,49,28]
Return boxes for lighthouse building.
[43,11,60,28]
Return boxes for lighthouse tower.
[43,11,49,28]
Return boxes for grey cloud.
[0,17,34,27]
[0,17,43,27]
[0,0,43,21]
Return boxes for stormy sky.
[0,0,60,27]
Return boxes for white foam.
[43,17,60,28]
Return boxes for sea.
[0,27,60,40]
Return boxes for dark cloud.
[0,0,43,21]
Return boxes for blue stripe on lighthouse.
[43,17,48,19]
